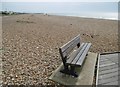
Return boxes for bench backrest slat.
[59,34,80,58]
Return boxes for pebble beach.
[2,14,118,85]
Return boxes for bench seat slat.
[66,43,85,64]
[71,43,88,65]
[76,43,91,66]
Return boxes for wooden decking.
[96,52,119,85]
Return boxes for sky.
[0,1,119,20]
[1,2,118,13]
[1,0,120,2]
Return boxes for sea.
[48,12,118,20]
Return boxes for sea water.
[48,12,118,20]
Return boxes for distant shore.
[2,14,118,85]
[0,11,29,16]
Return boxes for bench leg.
[70,65,78,77]
[60,65,78,77]
[60,64,69,74]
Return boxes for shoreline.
[1,12,118,21]
[44,13,118,21]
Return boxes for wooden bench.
[59,34,91,77]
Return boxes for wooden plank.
[101,53,119,56]
[108,59,118,63]
[98,75,119,84]
[76,43,91,65]
[100,59,118,64]
[66,43,85,64]
[99,60,113,65]
[100,58,109,62]
[99,62,116,68]
[103,80,118,85]
[70,43,87,65]
[98,71,119,80]
[96,54,100,85]
[100,58,118,64]
[100,52,120,55]
[105,57,118,63]
[60,34,80,53]
[100,57,118,62]
[97,53,119,85]
[98,67,118,75]
[100,54,119,59]
[99,64,118,71]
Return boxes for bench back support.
[59,34,80,67]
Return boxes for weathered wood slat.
[70,43,87,65]
[60,34,80,53]
[104,80,118,85]
[105,58,119,63]
[96,54,100,85]
[100,57,118,63]
[99,60,113,65]
[98,71,119,80]
[100,59,118,64]
[98,67,119,75]
[66,43,85,64]
[100,58,109,62]
[98,75,119,84]
[99,64,118,71]
[108,60,118,63]
[76,43,91,65]
[62,40,80,57]
[99,62,116,68]
[96,53,119,85]
[100,54,119,59]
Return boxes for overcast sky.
[1,0,119,2]
[2,2,118,13]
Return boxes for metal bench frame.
[59,34,91,77]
